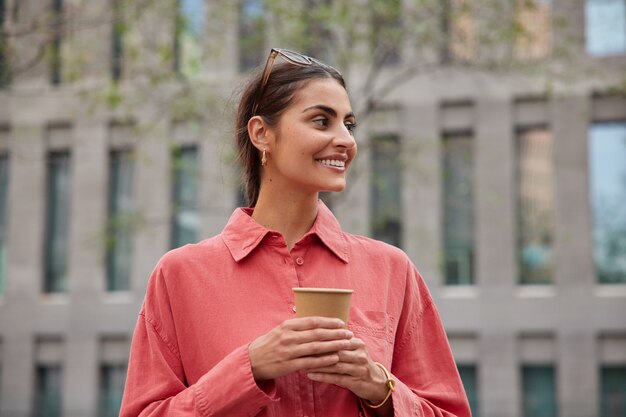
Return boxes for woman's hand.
[305,337,390,406]
[248,316,354,381]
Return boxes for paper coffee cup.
[293,287,353,323]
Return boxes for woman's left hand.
[305,337,389,405]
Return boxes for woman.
[120,48,471,417]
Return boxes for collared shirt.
[120,201,471,417]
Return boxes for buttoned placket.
[290,235,311,271]
[270,233,317,416]
[291,235,315,417]
[270,240,296,313]
[284,253,300,315]
[289,237,318,417]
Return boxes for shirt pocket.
[348,309,395,366]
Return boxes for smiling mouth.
[317,159,346,168]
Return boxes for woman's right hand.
[248,317,354,381]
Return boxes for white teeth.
[320,159,345,168]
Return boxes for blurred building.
[0,1,626,417]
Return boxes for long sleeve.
[382,261,472,417]
[119,264,279,417]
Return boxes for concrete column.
[133,114,170,293]
[475,97,518,417]
[75,0,112,82]
[0,333,35,417]
[68,118,107,296]
[551,94,596,289]
[401,103,441,288]
[553,0,586,56]
[475,97,516,289]
[559,331,597,417]
[61,118,107,417]
[201,118,236,239]
[481,331,519,417]
[64,333,98,417]
[205,1,239,77]
[11,1,50,89]
[6,124,46,300]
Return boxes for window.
[174,0,205,76]
[50,0,63,85]
[99,364,126,417]
[44,151,71,293]
[34,338,63,417]
[98,336,128,417]
[586,0,626,56]
[589,122,626,284]
[371,0,402,65]
[34,365,62,417]
[442,132,474,285]
[171,146,199,248]
[521,365,557,417]
[106,149,134,291]
[111,0,124,81]
[370,134,402,247]
[516,127,555,284]
[0,154,7,295]
[601,366,626,417]
[457,365,479,416]
[515,0,552,60]
[238,0,265,72]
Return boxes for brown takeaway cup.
[292,288,353,324]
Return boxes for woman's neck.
[252,190,319,251]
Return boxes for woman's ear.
[247,115,272,152]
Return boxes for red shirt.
[120,202,471,417]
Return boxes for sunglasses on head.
[251,48,340,116]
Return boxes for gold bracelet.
[363,362,396,409]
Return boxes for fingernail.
[345,330,354,338]
[337,320,345,327]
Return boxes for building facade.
[0,0,625,416]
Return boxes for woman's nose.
[334,125,356,148]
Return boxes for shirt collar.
[221,200,349,263]
[307,201,349,263]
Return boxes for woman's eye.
[345,122,357,134]
[312,118,328,127]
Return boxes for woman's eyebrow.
[302,104,355,119]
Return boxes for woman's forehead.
[290,78,353,115]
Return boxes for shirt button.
[296,257,304,266]
[292,305,297,313]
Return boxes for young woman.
[120,48,471,417]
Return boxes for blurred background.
[0,0,625,416]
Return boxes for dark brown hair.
[236,61,346,206]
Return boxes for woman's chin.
[320,183,346,193]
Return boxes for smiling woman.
[248,78,357,215]
[119,48,471,417]
[236,49,351,206]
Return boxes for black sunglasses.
[252,48,340,116]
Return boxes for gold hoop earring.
[261,149,267,167]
